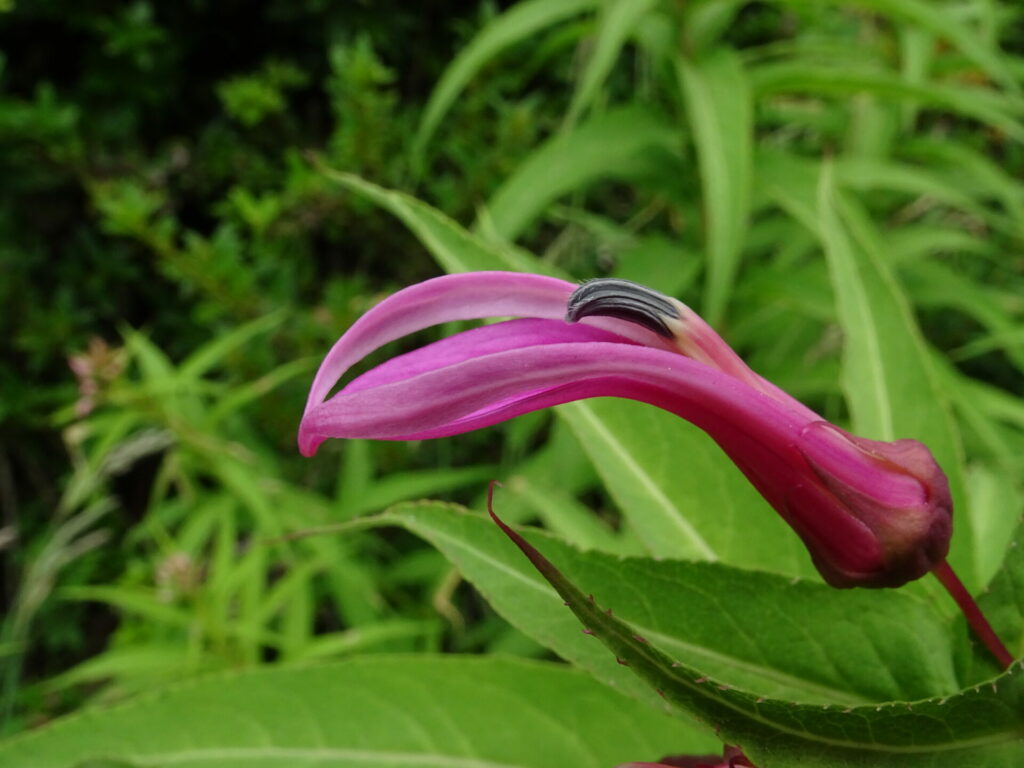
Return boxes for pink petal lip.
[299,272,953,589]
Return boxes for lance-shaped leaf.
[678,49,753,325]
[0,655,717,767]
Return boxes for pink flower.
[299,272,952,589]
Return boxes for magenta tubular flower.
[299,271,952,589]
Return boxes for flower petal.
[303,272,576,415]
[301,272,678,454]
[344,318,635,395]
[302,341,804,448]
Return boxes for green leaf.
[412,0,598,167]
[834,157,1013,237]
[209,357,319,424]
[557,399,818,578]
[976,520,1024,669]
[847,0,1022,96]
[905,260,1024,374]
[678,48,753,323]
[338,464,497,520]
[564,0,659,129]
[0,655,717,767]
[901,137,1024,230]
[362,502,959,707]
[178,309,286,382]
[816,167,973,590]
[751,63,1024,143]
[320,167,553,275]
[35,646,202,697]
[486,502,1024,768]
[58,586,195,631]
[964,467,1024,598]
[480,106,682,242]
[286,619,442,663]
[496,422,642,554]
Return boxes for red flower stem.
[933,560,1014,670]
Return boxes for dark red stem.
[933,560,1014,670]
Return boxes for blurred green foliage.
[1,0,1023,754]
[0,0,553,732]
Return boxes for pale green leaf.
[564,0,659,128]
[179,310,286,382]
[557,399,818,578]
[0,656,715,768]
[480,106,682,242]
[751,63,1024,142]
[847,0,1022,96]
[679,48,754,323]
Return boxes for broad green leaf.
[816,169,972,589]
[557,399,818,578]
[948,378,1024,472]
[564,0,659,129]
[480,106,683,241]
[678,48,753,323]
[0,656,716,767]
[361,502,959,707]
[487,503,1024,768]
[412,0,598,167]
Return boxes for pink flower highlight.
[299,272,953,589]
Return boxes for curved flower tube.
[299,271,953,589]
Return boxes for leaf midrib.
[123,746,522,767]
[559,402,718,559]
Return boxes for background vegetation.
[1,1,1023,765]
